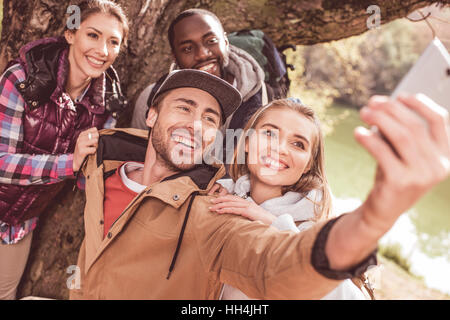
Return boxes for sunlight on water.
[380,212,450,294]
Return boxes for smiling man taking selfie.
[70,68,450,299]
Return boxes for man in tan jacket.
[71,69,450,299]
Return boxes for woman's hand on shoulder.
[209,195,276,225]
[208,183,230,196]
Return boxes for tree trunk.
[0,0,445,299]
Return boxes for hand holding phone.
[372,37,450,148]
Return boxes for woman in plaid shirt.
[0,0,129,299]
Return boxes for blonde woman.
[209,98,369,299]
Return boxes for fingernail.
[370,95,389,104]
[355,126,371,136]
[360,107,370,117]
[397,93,409,100]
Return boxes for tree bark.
[1,0,447,107]
[0,0,445,299]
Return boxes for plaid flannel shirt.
[0,64,116,244]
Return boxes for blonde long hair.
[229,98,332,222]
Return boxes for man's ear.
[223,31,229,47]
[171,53,179,69]
[146,107,158,129]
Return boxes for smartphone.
[372,38,450,147]
[391,37,450,110]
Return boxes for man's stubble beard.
[151,121,199,172]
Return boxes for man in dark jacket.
[131,8,268,134]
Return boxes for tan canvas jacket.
[70,128,344,300]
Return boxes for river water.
[324,104,450,295]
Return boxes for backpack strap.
[104,66,128,120]
[261,80,268,106]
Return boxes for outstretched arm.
[196,94,448,299]
[326,94,449,271]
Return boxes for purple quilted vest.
[0,37,111,225]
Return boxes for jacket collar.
[18,36,106,114]
[162,164,222,191]
[96,128,224,193]
[83,128,225,272]
[50,49,106,114]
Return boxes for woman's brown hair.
[66,0,129,47]
[229,98,332,222]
